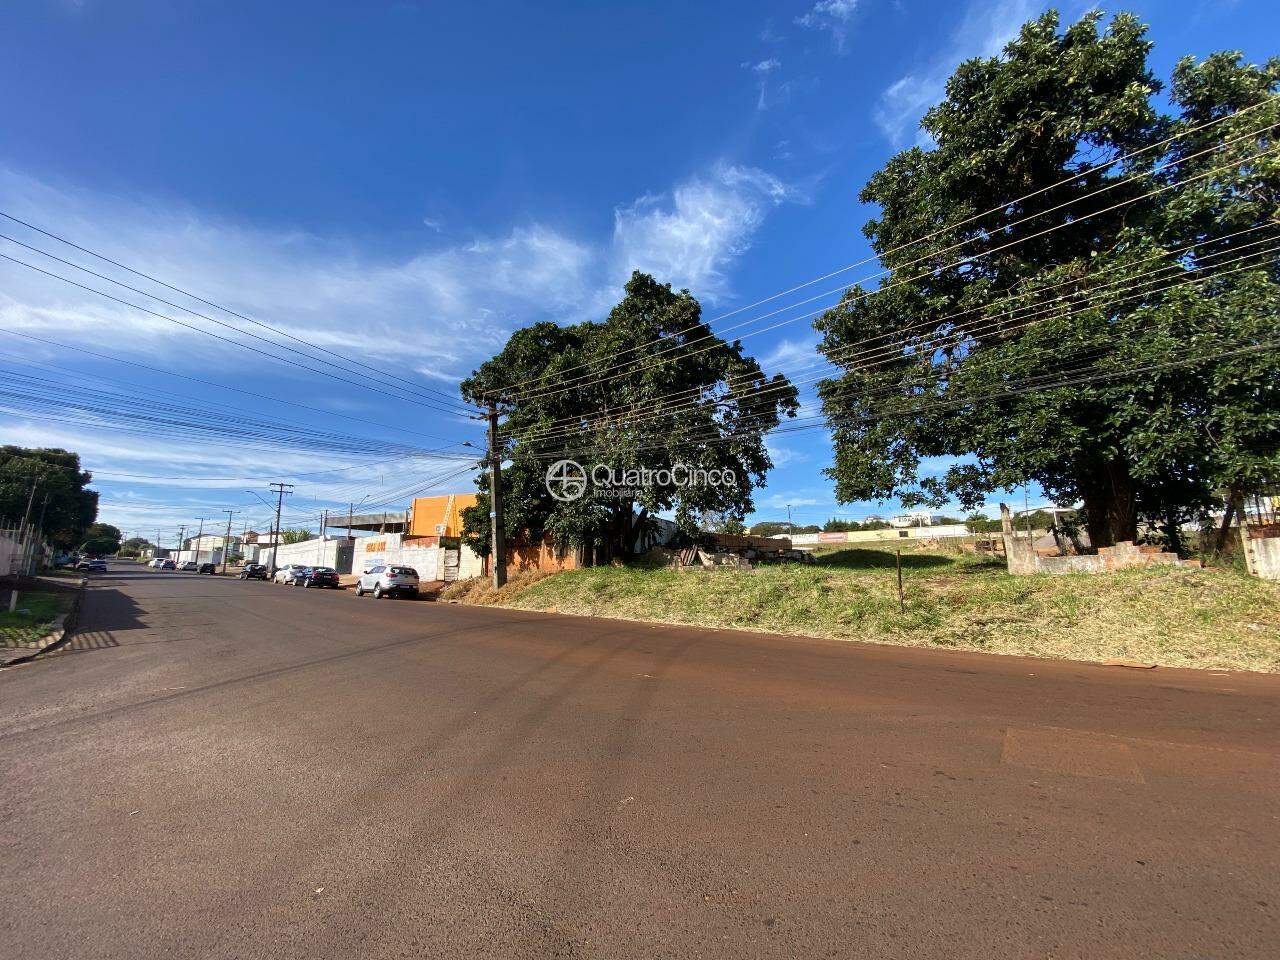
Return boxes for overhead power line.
[486,100,1277,399]
[503,235,1280,448]
[496,132,1280,407]
[0,250,478,419]
[0,216,477,414]
[512,251,1280,457]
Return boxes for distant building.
[890,511,941,528]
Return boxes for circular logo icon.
[546,459,588,501]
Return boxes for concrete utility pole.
[347,502,354,540]
[176,525,187,564]
[267,483,293,575]
[220,509,240,574]
[487,403,507,588]
[192,517,211,565]
[320,509,328,541]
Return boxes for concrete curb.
[1,576,87,668]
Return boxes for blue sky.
[1,0,1273,540]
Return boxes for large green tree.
[460,272,798,562]
[81,522,123,556]
[815,10,1279,548]
[0,446,98,548]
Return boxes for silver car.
[273,563,311,585]
[354,565,419,599]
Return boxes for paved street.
[2,566,1278,959]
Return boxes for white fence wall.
[791,524,973,546]
[1,532,18,575]
[354,532,484,581]
[269,538,345,569]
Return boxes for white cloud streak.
[796,0,860,52]
[874,0,1039,147]
[611,163,803,303]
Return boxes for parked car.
[302,567,341,589]
[147,558,165,569]
[159,559,176,570]
[239,563,269,580]
[77,558,107,573]
[197,562,217,575]
[273,564,310,586]
[354,565,419,599]
[180,560,198,572]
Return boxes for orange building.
[407,493,479,540]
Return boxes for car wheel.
[373,584,383,599]
[354,583,364,596]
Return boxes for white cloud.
[760,492,822,510]
[796,0,860,52]
[0,169,595,379]
[875,0,1038,147]
[762,335,822,373]
[612,163,803,302]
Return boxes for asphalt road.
[2,566,1278,959]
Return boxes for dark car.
[197,562,217,575]
[239,563,269,580]
[77,558,107,573]
[303,566,341,589]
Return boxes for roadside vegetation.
[441,543,1280,673]
[0,591,74,647]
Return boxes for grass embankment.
[0,591,75,647]
[440,544,1280,672]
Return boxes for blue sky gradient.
[1,0,1274,539]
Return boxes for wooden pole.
[896,548,904,613]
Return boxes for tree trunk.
[1077,457,1139,550]
[1212,489,1238,555]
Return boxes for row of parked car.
[238,562,421,598]
[146,558,218,573]
[141,556,421,599]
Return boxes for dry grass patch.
[444,544,1280,672]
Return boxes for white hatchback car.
[354,565,419,599]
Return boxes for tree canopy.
[460,272,798,562]
[82,522,123,556]
[815,9,1279,548]
[0,446,98,549]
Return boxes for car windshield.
[391,567,416,575]
[311,568,334,573]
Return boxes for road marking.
[1001,727,1146,784]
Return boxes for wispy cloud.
[795,0,861,52]
[742,58,782,110]
[874,0,1038,147]
[763,334,822,373]
[1,159,798,376]
[611,163,804,303]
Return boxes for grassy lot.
[0,590,75,647]
[441,543,1280,673]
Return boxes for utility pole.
[176,525,187,565]
[487,403,507,588]
[320,509,328,540]
[267,483,293,574]
[220,509,240,574]
[192,517,211,565]
[786,503,793,537]
[347,502,354,540]
[30,493,49,575]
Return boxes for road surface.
[2,566,1278,958]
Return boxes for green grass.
[0,591,74,647]
[441,542,1280,673]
